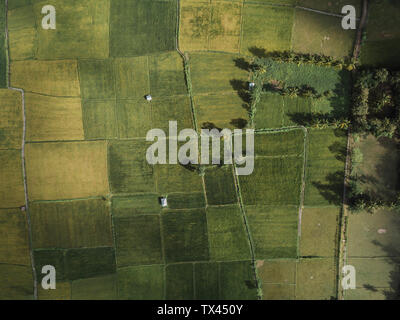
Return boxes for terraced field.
[0,0,398,300]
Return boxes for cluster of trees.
[277,85,334,100]
[351,68,400,138]
[259,51,356,70]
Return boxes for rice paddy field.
[0,0,398,301]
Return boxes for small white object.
[160,197,168,208]
[249,82,255,90]
[145,94,152,102]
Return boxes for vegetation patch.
[78,60,115,99]
[0,264,33,299]
[167,192,206,209]
[162,209,209,263]
[30,199,113,249]
[112,194,161,218]
[118,265,165,300]
[194,262,219,300]
[204,166,237,206]
[110,0,176,56]
[26,141,109,200]
[0,150,25,208]
[72,274,117,300]
[25,93,84,142]
[166,263,194,300]
[206,205,251,261]
[246,206,298,259]
[82,100,118,140]
[114,215,163,267]
[0,90,22,149]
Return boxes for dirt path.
[4,0,38,300]
[353,0,369,61]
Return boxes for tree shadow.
[233,57,252,72]
[248,46,267,58]
[312,170,344,206]
[201,122,222,131]
[230,118,248,129]
[230,79,251,114]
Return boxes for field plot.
[241,4,294,55]
[167,192,205,209]
[253,93,284,129]
[25,93,84,142]
[304,128,347,206]
[113,215,163,267]
[30,199,113,249]
[345,208,400,300]
[0,150,25,208]
[254,130,304,157]
[110,0,176,57]
[206,205,251,261]
[194,262,219,300]
[38,282,71,300]
[26,141,109,200]
[189,52,248,95]
[72,274,117,300]
[33,0,109,59]
[112,194,161,218]
[194,93,249,130]
[179,0,242,53]
[296,258,337,299]
[162,209,209,263]
[0,209,30,266]
[246,206,298,259]
[360,0,400,67]
[0,264,33,299]
[257,260,296,300]
[0,1,6,87]
[0,90,22,149]
[166,263,194,300]
[11,60,80,97]
[118,265,165,300]
[300,207,340,257]
[204,166,237,205]
[292,9,355,58]
[108,140,155,194]
[239,157,303,205]
[82,100,117,140]
[34,249,66,280]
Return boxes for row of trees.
[261,51,356,71]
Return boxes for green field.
[0,0,6,87]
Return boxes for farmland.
[1,0,398,301]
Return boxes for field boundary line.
[4,0,37,300]
[295,6,361,21]
[232,162,262,299]
[297,127,308,239]
[352,0,369,62]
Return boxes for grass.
[241,4,294,55]
[72,274,117,300]
[180,0,241,53]
[82,100,118,140]
[108,140,156,194]
[115,99,152,138]
[162,209,209,263]
[296,258,337,299]
[0,150,25,208]
[262,284,295,300]
[166,263,194,300]
[30,199,113,249]
[206,205,251,261]
[8,28,36,61]
[254,93,284,129]
[292,9,356,58]
[0,209,30,266]
[78,60,115,99]
[219,260,258,300]
[114,56,150,99]
[65,247,116,280]
[239,157,303,205]
[204,166,237,206]
[25,93,84,142]
[112,194,161,218]
[300,207,340,257]
[110,0,176,57]
[113,215,163,267]
[194,262,219,300]
[254,130,304,157]
[33,0,109,59]
[11,60,81,97]
[304,128,347,206]
[189,52,248,95]
[360,39,400,68]
[38,282,71,300]
[0,264,33,299]
[167,192,206,209]
[117,265,165,300]
[0,90,22,149]
[26,141,109,200]
[257,259,296,284]
[282,96,313,126]
[155,163,203,194]
[194,93,249,130]
[34,249,66,280]
[246,206,298,259]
